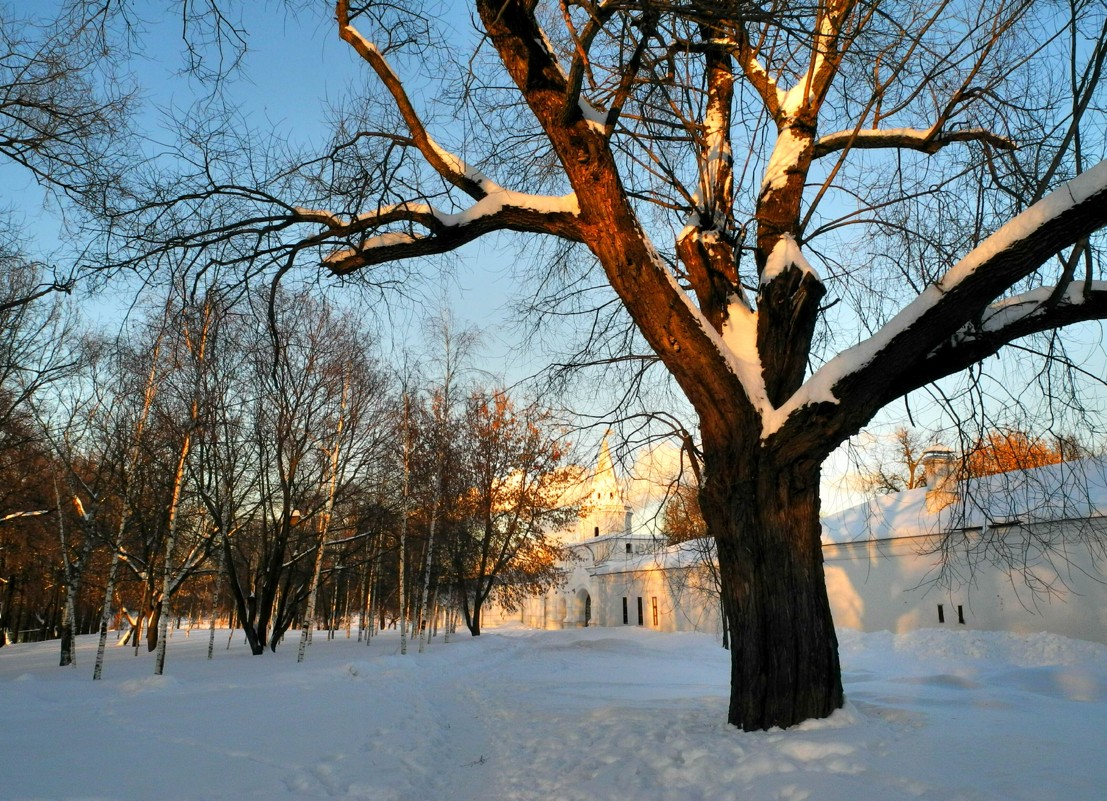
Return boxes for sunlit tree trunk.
[92,550,121,680]
[398,391,412,656]
[297,377,347,662]
[154,299,212,675]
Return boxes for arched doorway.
[572,587,592,627]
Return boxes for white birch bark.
[416,510,436,654]
[154,300,211,676]
[153,425,193,675]
[296,524,327,660]
[297,375,347,663]
[92,550,121,680]
[95,338,161,678]
[399,391,411,656]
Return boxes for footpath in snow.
[2,623,1106,801]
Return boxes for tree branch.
[814,126,1017,158]
[321,190,583,273]
[336,0,493,200]
[768,159,1107,448]
[886,281,1107,402]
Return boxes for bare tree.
[447,389,577,636]
[210,287,390,654]
[109,1,1107,730]
[848,427,932,496]
[316,1,1107,730]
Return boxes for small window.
[622,597,628,625]
[651,597,658,627]
[637,597,643,626]
[957,605,965,625]
[625,543,632,554]
[937,604,945,624]
[593,526,599,537]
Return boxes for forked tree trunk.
[701,451,843,731]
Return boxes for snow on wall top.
[822,456,1107,544]
[588,537,714,576]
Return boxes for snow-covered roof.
[822,456,1107,544]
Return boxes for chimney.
[921,447,958,513]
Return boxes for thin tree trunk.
[329,572,340,640]
[398,391,412,656]
[92,550,121,680]
[207,542,226,660]
[55,479,92,667]
[153,426,193,675]
[54,477,76,667]
[417,510,437,654]
[443,585,454,644]
[132,581,148,656]
[297,377,347,663]
[297,534,328,661]
[154,300,212,675]
[356,561,366,642]
[366,543,381,646]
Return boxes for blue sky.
[9,1,1106,514]
[8,1,522,363]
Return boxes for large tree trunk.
[462,598,482,637]
[455,578,482,637]
[701,448,843,731]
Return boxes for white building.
[822,451,1107,644]
[494,440,1107,646]
[490,435,724,634]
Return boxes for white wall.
[824,520,1107,645]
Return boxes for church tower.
[579,433,632,540]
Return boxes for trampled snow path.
[2,624,1106,800]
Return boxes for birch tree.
[416,317,475,652]
[153,296,215,675]
[297,374,348,662]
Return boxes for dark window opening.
[593,526,599,537]
[651,597,658,627]
[622,597,628,625]
[637,597,643,626]
[957,605,965,625]
[625,543,632,554]
[937,604,945,623]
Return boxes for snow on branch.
[886,281,1107,403]
[814,126,1017,158]
[764,158,1107,439]
[760,234,821,287]
[978,281,1107,335]
[317,189,582,274]
[336,0,496,200]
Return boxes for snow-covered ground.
[2,624,1106,801]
